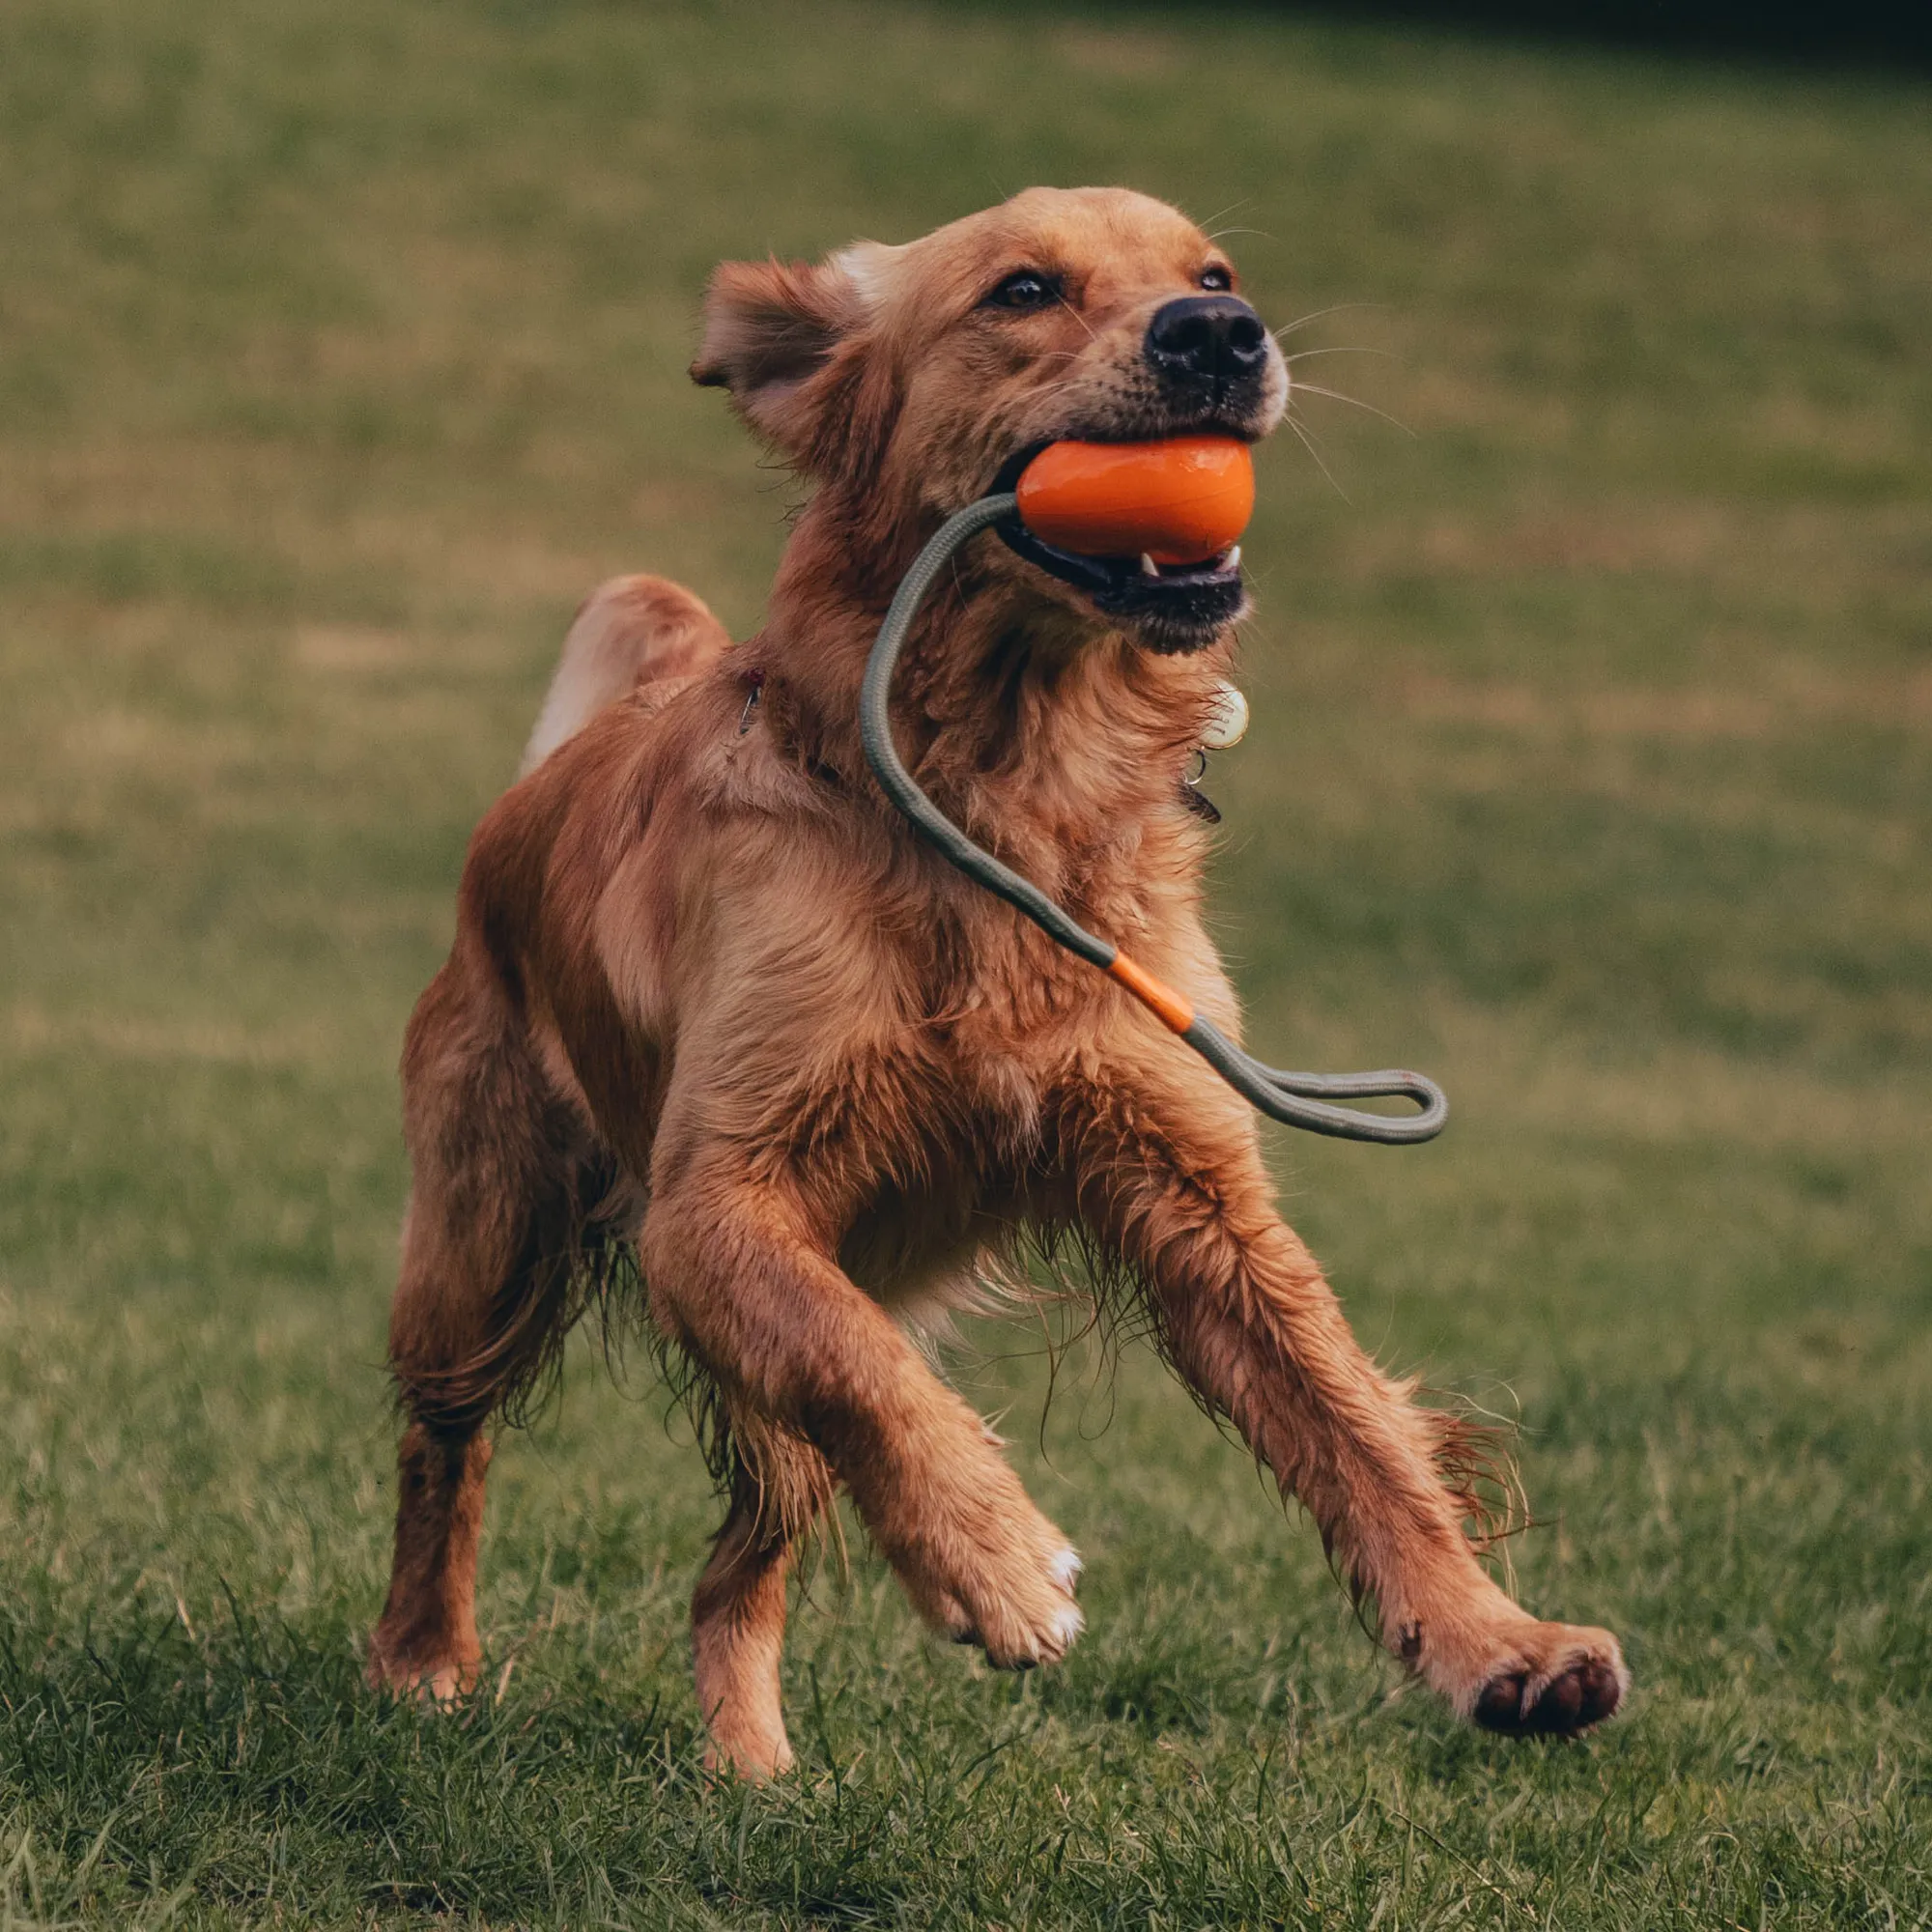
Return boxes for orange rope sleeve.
[1105,954,1196,1036]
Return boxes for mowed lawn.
[2,1,1928,1924]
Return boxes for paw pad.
[1474,1656,1624,1736]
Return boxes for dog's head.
[692,187,1288,655]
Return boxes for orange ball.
[1015,436,1255,566]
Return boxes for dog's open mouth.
[989,440,1248,653]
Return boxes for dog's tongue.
[1014,436,1254,566]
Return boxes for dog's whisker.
[1053,291,1099,344]
[1290,383,1415,437]
[1284,345,1391,364]
[1271,300,1387,342]
[1286,401,1335,454]
[1193,195,1254,233]
[1285,410,1350,499]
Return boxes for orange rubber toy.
[1015,435,1254,564]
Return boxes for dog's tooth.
[1224,544,1241,571]
[1140,552,1160,578]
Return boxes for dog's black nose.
[1145,295,1270,394]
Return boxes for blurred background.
[1,2,1927,1924]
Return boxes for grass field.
[2,0,1929,1923]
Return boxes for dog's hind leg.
[691,1428,833,1780]
[521,575,729,776]
[367,952,585,1701]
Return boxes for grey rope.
[858,494,1447,1146]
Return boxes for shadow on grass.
[948,0,1932,70]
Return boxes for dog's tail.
[519,574,730,777]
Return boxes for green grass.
[2,0,1929,1923]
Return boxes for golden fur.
[367,187,1626,1776]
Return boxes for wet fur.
[367,187,1626,1773]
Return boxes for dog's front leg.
[639,1150,1083,1777]
[1061,1063,1626,1735]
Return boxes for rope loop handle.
[858,495,1447,1146]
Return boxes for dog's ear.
[691,256,885,473]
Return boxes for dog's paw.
[364,1631,476,1706]
[1460,1622,1628,1738]
[946,1551,1086,1669]
[913,1510,1085,1670]
[701,1717,797,1784]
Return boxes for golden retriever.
[366,187,1626,1777]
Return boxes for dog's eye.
[1199,266,1234,292]
[982,270,1061,311]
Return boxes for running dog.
[366,187,1627,1776]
